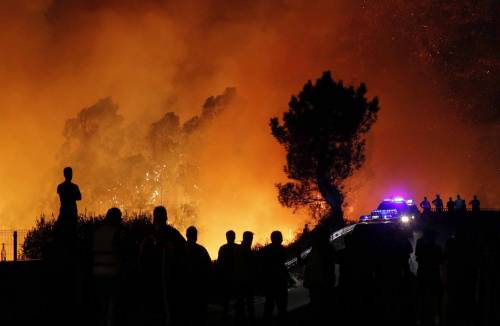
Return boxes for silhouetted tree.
[270,71,379,225]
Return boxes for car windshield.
[377,201,407,211]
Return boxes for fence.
[0,229,29,261]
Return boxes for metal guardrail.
[285,223,357,269]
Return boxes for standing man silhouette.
[454,195,466,213]
[446,197,455,212]
[56,167,81,244]
[420,197,431,216]
[235,231,256,324]
[432,195,444,213]
[216,230,240,322]
[468,195,480,212]
[261,231,291,325]
[185,226,212,326]
[53,167,82,326]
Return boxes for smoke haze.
[0,0,498,255]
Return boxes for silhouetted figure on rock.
[303,227,336,325]
[92,207,123,326]
[216,230,240,323]
[416,229,443,326]
[235,231,256,324]
[56,166,81,246]
[184,226,212,326]
[139,206,186,326]
[261,231,290,325]
[469,195,480,212]
[432,195,443,213]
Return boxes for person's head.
[436,194,440,199]
[153,206,167,228]
[105,207,122,226]
[449,197,453,201]
[424,196,428,200]
[270,231,283,245]
[226,230,236,244]
[186,226,197,243]
[457,194,461,199]
[242,231,253,247]
[63,167,73,181]
[474,195,477,200]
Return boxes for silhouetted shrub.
[22,217,55,260]
[22,214,154,260]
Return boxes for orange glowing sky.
[0,0,498,256]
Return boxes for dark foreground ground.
[1,210,500,326]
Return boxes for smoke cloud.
[0,0,498,255]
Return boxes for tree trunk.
[316,174,344,227]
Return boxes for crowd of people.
[419,194,481,215]
[303,221,500,326]
[45,167,498,326]
[50,167,293,326]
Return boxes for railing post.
[13,231,17,261]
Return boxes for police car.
[359,197,419,224]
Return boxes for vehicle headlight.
[401,215,410,223]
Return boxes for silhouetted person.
[216,230,240,322]
[477,228,500,325]
[446,197,455,212]
[235,231,256,324]
[261,231,290,325]
[337,233,355,291]
[416,229,443,326]
[92,207,123,326]
[299,224,311,261]
[454,195,466,213]
[184,226,212,326]
[372,225,415,325]
[139,206,186,326]
[445,228,479,326]
[393,228,415,325]
[56,167,81,245]
[469,195,480,212]
[336,228,376,325]
[420,197,431,216]
[432,195,443,213]
[49,167,82,326]
[303,227,335,325]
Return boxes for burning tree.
[270,71,379,226]
[57,88,235,230]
